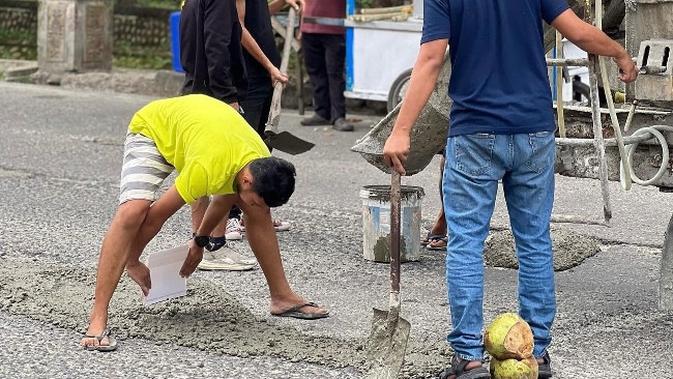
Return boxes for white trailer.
[344,0,423,112]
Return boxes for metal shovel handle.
[390,172,401,295]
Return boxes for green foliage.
[0,45,36,60]
[133,0,181,9]
[113,41,172,69]
[0,28,37,60]
[113,55,172,70]
[356,0,406,8]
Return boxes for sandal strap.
[84,328,111,342]
[278,302,319,314]
[439,356,489,379]
[452,356,471,375]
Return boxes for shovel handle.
[266,8,297,133]
[390,171,401,294]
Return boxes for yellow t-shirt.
[128,94,271,204]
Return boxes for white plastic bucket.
[360,185,425,263]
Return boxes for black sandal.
[538,351,553,378]
[438,355,491,379]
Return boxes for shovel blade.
[264,131,315,155]
[365,308,411,379]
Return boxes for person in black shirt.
[180,0,248,266]
[180,0,247,110]
[221,0,303,240]
[237,0,303,135]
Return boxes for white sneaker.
[198,248,256,271]
[225,218,243,240]
[273,219,291,232]
[222,248,257,265]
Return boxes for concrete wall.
[0,0,172,60]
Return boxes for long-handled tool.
[264,8,315,155]
[365,171,410,379]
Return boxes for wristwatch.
[193,235,210,248]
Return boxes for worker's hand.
[614,52,638,83]
[383,131,411,176]
[229,102,240,112]
[269,66,289,85]
[180,240,203,278]
[285,0,303,11]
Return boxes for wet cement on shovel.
[0,257,452,378]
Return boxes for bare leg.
[83,186,185,348]
[428,157,448,249]
[433,155,447,234]
[81,200,151,348]
[127,187,188,294]
[241,202,327,316]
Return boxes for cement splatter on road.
[484,228,601,271]
[0,257,451,378]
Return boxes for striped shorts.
[119,133,174,204]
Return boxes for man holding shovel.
[383,1,637,378]
[80,94,328,351]
[219,0,305,244]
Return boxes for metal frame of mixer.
[549,0,673,310]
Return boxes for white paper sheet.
[143,245,189,305]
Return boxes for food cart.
[344,0,423,111]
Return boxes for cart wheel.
[387,69,413,113]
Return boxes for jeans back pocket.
[453,133,495,177]
[527,131,556,174]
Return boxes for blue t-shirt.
[422,0,569,136]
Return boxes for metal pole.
[297,49,305,116]
[390,172,401,298]
[586,0,613,225]
[556,32,566,138]
[660,214,673,310]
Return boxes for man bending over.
[81,94,329,351]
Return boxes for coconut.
[484,313,534,360]
[490,357,539,379]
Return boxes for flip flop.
[83,328,117,352]
[271,302,329,320]
[427,235,448,251]
[422,232,445,247]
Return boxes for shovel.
[365,171,411,379]
[264,8,315,155]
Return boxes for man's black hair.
[248,157,296,207]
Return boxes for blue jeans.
[443,131,557,361]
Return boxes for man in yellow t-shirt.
[80,95,329,351]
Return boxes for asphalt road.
[0,82,672,378]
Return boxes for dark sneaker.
[332,117,354,132]
[300,114,331,126]
[538,352,552,378]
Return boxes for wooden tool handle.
[267,8,297,133]
[390,171,401,294]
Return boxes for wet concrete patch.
[484,228,601,271]
[0,167,33,178]
[0,257,451,377]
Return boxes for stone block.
[37,0,113,74]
